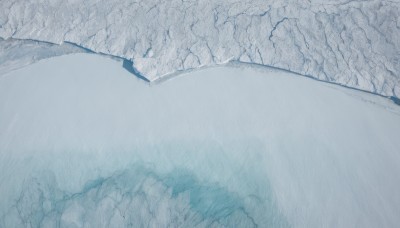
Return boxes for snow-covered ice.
[1,0,399,98]
[1,53,400,227]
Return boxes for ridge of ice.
[0,0,399,97]
[0,38,87,75]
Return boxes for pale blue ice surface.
[1,54,400,227]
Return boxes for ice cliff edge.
[1,0,399,98]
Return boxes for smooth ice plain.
[1,53,400,227]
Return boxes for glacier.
[1,53,400,227]
[1,0,400,98]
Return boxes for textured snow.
[1,0,399,98]
[1,54,400,227]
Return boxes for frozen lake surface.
[1,53,400,227]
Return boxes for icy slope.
[0,38,87,75]
[1,0,399,98]
[1,54,400,227]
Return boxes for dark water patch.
[390,96,400,105]
[122,59,150,82]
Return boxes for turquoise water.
[1,147,288,227]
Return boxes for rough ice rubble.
[1,0,399,98]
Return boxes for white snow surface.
[1,0,399,97]
[1,53,400,227]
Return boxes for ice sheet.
[1,54,400,227]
